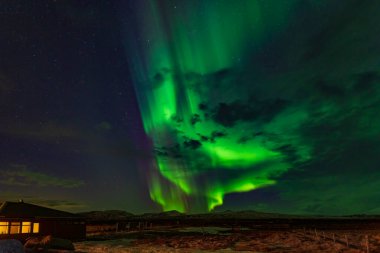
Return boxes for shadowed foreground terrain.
[73,212,380,253]
[75,228,380,252]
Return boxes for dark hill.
[78,210,134,220]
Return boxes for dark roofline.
[0,201,80,219]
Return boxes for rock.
[24,236,74,251]
[0,239,25,253]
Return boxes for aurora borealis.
[123,0,304,212]
[121,0,380,213]
[1,0,380,215]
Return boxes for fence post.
[345,234,349,247]
[322,231,325,240]
[314,228,318,239]
[333,233,335,244]
[366,235,370,253]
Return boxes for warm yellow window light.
[0,222,8,234]
[21,222,32,234]
[33,223,39,233]
[9,222,20,234]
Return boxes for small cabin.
[0,201,86,241]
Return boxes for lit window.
[33,223,39,233]
[9,222,20,234]
[0,222,8,234]
[21,222,32,234]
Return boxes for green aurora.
[123,0,380,213]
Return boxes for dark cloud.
[155,144,182,158]
[212,102,248,127]
[33,199,86,210]
[197,133,209,142]
[237,136,251,144]
[194,130,227,144]
[209,130,227,143]
[190,114,201,125]
[183,139,202,150]
[353,71,379,93]
[151,68,171,89]
[184,72,202,88]
[212,98,289,127]
[171,115,184,124]
[314,80,346,98]
[152,72,165,89]
[0,164,84,188]
[198,103,208,111]
[210,68,231,83]
[186,68,235,93]
[274,145,300,165]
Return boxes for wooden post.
[366,235,369,253]
[345,234,348,247]
[314,228,318,239]
[333,233,335,244]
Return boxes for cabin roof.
[0,201,79,219]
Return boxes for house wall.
[39,219,86,240]
[0,218,86,241]
[0,219,40,243]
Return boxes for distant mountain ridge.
[79,210,134,220]
[138,210,185,219]
[78,209,300,221]
[78,209,380,221]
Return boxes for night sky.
[1,0,380,215]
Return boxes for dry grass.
[74,228,380,252]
